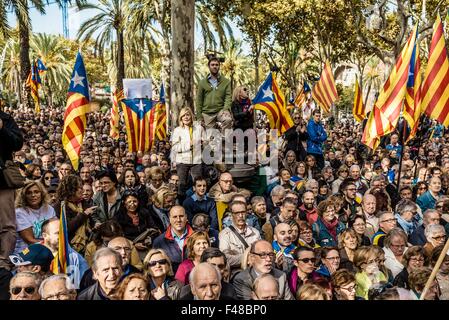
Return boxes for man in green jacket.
[196,56,233,129]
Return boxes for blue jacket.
[182,194,219,230]
[306,119,327,155]
[312,218,345,247]
[416,190,438,213]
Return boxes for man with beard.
[273,223,297,273]
[338,179,361,224]
[263,198,297,243]
[298,191,318,225]
[232,240,294,300]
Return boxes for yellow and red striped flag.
[51,203,70,274]
[404,39,422,141]
[353,78,366,122]
[62,52,91,171]
[110,89,124,139]
[154,84,167,141]
[26,59,41,113]
[362,24,418,149]
[253,72,293,134]
[421,14,449,126]
[312,61,339,114]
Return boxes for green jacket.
[196,74,232,119]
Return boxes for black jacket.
[113,206,158,241]
[77,282,110,300]
[231,99,253,131]
[0,111,23,189]
[283,125,308,162]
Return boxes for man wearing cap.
[9,243,54,276]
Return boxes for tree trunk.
[170,0,195,128]
[19,15,31,109]
[160,36,171,119]
[116,30,125,91]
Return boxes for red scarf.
[127,211,140,226]
[322,217,339,240]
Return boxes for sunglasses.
[148,259,168,267]
[11,286,36,295]
[298,258,316,264]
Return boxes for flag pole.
[396,101,407,190]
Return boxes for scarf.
[322,217,339,240]
[272,241,296,258]
[127,211,140,226]
[395,213,415,235]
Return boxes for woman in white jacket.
[170,107,203,201]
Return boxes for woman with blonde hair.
[174,231,210,284]
[170,107,203,203]
[231,85,253,131]
[143,248,183,300]
[148,186,176,233]
[296,283,330,300]
[353,246,387,300]
[14,181,56,254]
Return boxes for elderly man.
[423,224,446,259]
[362,194,378,239]
[251,274,280,300]
[189,262,222,300]
[262,198,297,243]
[232,240,294,300]
[372,211,397,247]
[409,209,441,246]
[78,248,123,300]
[266,185,286,216]
[394,200,419,236]
[219,201,261,273]
[350,164,368,195]
[39,274,77,300]
[209,172,251,203]
[272,223,296,273]
[153,206,194,273]
[9,272,41,300]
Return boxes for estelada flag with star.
[253,72,293,134]
[62,52,91,171]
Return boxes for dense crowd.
[0,57,449,301]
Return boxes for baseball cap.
[9,243,54,271]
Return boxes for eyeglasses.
[390,243,406,249]
[232,211,246,216]
[11,286,36,295]
[409,257,425,263]
[325,256,340,261]
[298,257,316,264]
[339,284,357,292]
[432,235,446,241]
[44,176,53,180]
[112,246,132,253]
[43,292,72,300]
[419,187,428,190]
[381,218,397,223]
[148,259,168,267]
[251,251,275,260]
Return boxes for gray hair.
[252,273,279,293]
[92,247,123,273]
[425,224,445,242]
[395,199,418,216]
[189,262,222,286]
[271,185,286,197]
[305,179,318,190]
[38,274,76,299]
[384,228,408,248]
[10,271,42,288]
[423,209,440,220]
[349,164,360,172]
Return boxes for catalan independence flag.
[110,89,124,140]
[62,52,91,171]
[26,59,41,113]
[362,24,418,149]
[121,98,156,152]
[52,203,70,274]
[311,61,339,114]
[353,78,366,122]
[294,82,311,111]
[421,14,449,126]
[253,72,293,134]
[404,38,422,141]
[154,84,167,141]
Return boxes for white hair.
[38,274,76,298]
[424,224,445,242]
[189,262,222,287]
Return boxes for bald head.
[108,237,132,267]
[274,223,292,247]
[252,274,279,300]
[189,262,222,300]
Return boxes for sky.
[7,2,250,54]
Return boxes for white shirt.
[383,246,407,278]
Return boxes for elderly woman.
[348,215,371,246]
[143,249,183,300]
[408,267,441,300]
[116,274,149,300]
[395,200,418,236]
[417,176,442,212]
[14,181,56,254]
[231,85,253,131]
[431,245,449,300]
[383,228,408,278]
[170,107,203,202]
[423,224,446,259]
[331,269,357,300]
[175,232,210,285]
[148,186,177,233]
[312,200,346,247]
[282,151,299,178]
[393,246,425,289]
[354,246,387,300]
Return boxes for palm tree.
[363,57,382,107]
[220,39,253,92]
[77,0,128,91]
[30,33,71,107]
[2,37,21,103]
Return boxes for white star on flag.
[71,71,85,87]
[262,87,273,99]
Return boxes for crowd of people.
[0,56,449,301]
